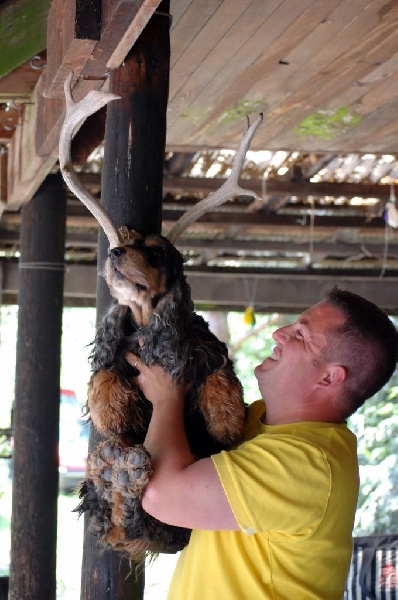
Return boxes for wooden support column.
[80,2,170,598]
[9,173,67,600]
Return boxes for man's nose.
[272,326,291,344]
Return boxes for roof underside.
[1,0,398,311]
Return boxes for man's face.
[254,301,346,407]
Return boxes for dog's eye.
[149,247,166,262]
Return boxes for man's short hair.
[323,287,398,417]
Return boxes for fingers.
[125,352,141,370]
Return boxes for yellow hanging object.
[243,305,256,327]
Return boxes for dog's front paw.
[111,445,152,500]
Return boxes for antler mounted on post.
[59,73,263,246]
[59,72,124,249]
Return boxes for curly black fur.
[77,234,246,560]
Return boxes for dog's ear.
[163,238,185,288]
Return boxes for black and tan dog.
[76,232,246,561]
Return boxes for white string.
[308,197,315,265]
[244,278,259,308]
[379,220,390,278]
[19,262,65,271]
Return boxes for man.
[126,287,398,599]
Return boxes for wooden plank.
[259,0,398,149]
[2,261,398,313]
[169,0,195,31]
[45,0,100,98]
[0,0,50,79]
[167,0,396,151]
[169,0,260,114]
[316,95,398,153]
[106,0,163,69]
[169,0,224,70]
[0,106,21,142]
[35,70,65,158]
[245,0,397,148]
[186,271,398,314]
[80,0,162,76]
[0,51,46,102]
[212,0,388,148]
[6,78,58,208]
[7,0,161,207]
[167,0,319,138]
[0,148,7,205]
[160,175,393,200]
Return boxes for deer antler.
[167,113,264,245]
[59,73,263,248]
[59,72,124,249]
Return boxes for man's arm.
[126,352,239,531]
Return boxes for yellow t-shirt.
[168,401,359,600]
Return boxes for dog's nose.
[108,247,126,258]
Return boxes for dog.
[76,232,246,562]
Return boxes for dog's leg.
[75,439,127,541]
[198,371,246,447]
[88,370,144,437]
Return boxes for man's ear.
[317,365,347,388]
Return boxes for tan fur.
[198,372,246,445]
[88,370,143,437]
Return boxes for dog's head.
[104,234,187,326]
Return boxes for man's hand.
[124,351,239,532]
[125,351,185,406]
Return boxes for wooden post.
[9,173,66,600]
[80,3,170,598]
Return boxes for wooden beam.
[0,149,7,204]
[5,82,58,211]
[2,261,398,314]
[162,176,392,200]
[77,171,393,201]
[45,0,163,99]
[45,0,100,98]
[4,0,161,209]
[96,0,163,71]
[187,271,398,314]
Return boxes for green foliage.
[218,98,265,125]
[349,372,398,535]
[294,107,362,140]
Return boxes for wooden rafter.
[3,0,162,214]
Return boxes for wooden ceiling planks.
[167,0,335,146]
[267,1,398,152]
[166,0,398,153]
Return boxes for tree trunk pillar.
[9,173,67,600]
[81,3,170,598]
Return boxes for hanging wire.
[379,180,396,278]
[243,278,259,326]
[379,219,390,278]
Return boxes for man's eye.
[296,330,304,339]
